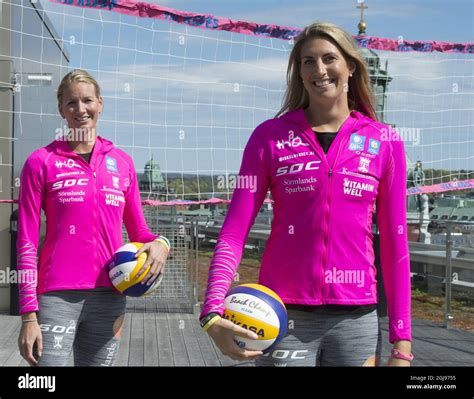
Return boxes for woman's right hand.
[18,315,43,366]
[207,317,263,361]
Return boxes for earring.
[349,73,353,77]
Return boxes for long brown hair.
[276,22,377,120]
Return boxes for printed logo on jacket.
[51,159,88,204]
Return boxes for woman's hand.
[207,317,263,361]
[387,340,412,367]
[18,314,43,366]
[134,240,169,285]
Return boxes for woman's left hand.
[134,241,170,285]
[387,340,412,367]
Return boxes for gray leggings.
[35,288,126,367]
[256,308,382,367]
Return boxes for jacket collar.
[281,108,369,134]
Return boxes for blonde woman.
[17,70,170,366]
[200,22,413,367]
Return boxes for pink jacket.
[202,110,411,343]
[17,136,158,314]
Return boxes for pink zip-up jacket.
[17,136,158,315]
[202,109,411,343]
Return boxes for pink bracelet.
[390,348,414,362]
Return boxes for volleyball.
[108,242,163,297]
[223,283,287,353]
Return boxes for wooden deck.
[0,313,472,366]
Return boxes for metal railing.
[122,208,201,313]
[441,221,474,328]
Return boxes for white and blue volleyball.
[108,242,162,297]
[224,283,287,353]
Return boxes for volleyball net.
[1,0,473,206]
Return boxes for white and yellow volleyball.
[108,242,162,297]
[224,283,287,353]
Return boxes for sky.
[33,0,474,180]
[145,0,474,43]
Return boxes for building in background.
[139,156,166,195]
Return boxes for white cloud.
[97,56,287,97]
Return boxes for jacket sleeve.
[376,136,412,343]
[200,122,272,318]
[123,157,158,243]
[16,154,44,315]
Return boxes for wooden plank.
[18,357,29,366]
[1,314,473,367]
[379,319,392,365]
[115,313,131,367]
[0,319,21,366]
[167,313,190,366]
[156,313,174,366]
[3,316,30,367]
[180,314,205,366]
[3,351,20,367]
[409,329,474,365]
[210,336,240,367]
[134,301,146,313]
[411,337,474,367]
[143,313,159,366]
[66,351,74,366]
[145,299,157,313]
[128,313,144,366]
[0,316,20,346]
[189,313,223,367]
[380,317,474,366]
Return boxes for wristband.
[154,237,170,252]
[390,348,414,362]
[200,312,220,329]
[22,319,38,324]
[202,315,221,332]
[156,235,170,247]
[157,235,171,248]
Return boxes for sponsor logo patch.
[368,139,381,155]
[55,159,80,169]
[276,130,310,150]
[105,156,118,172]
[343,178,375,197]
[349,133,366,151]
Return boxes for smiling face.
[299,36,355,107]
[58,81,103,134]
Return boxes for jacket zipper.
[303,115,358,302]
